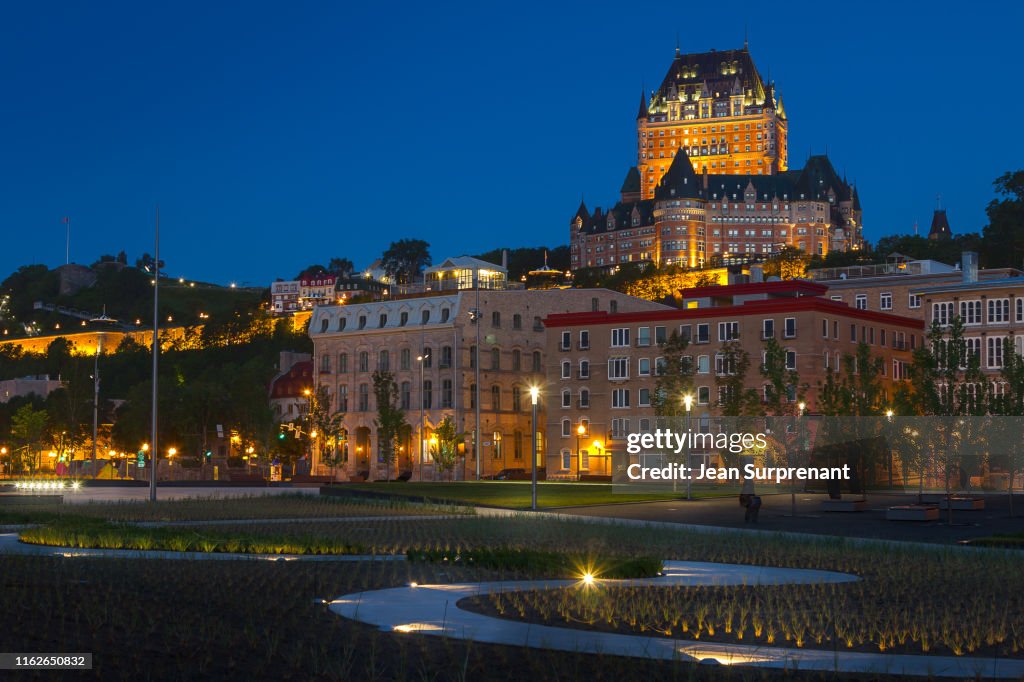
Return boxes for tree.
[306,385,346,481]
[817,343,887,493]
[716,341,759,418]
[11,404,49,474]
[759,337,809,515]
[431,416,466,481]
[653,331,694,416]
[381,239,431,285]
[981,170,1024,269]
[906,317,989,523]
[327,257,355,278]
[294,265,328,280]
[372,370,408,481]
[992,337,1024,516]
[134,253,165,272]
[763,246,809,280]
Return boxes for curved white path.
[331,561,1024,679]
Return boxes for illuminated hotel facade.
[571,45,863,273]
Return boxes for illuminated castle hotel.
[571,45,863,272]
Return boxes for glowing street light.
[530,386,540,511]
[682,393,694,498]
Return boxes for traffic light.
[137,450,146,467]
[278,432,286,440]
[204,450,212,462]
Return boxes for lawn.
[341,481,706,508]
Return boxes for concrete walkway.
[0,533,403,562]
[330,561,1024,679]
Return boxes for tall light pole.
[89,309,117,478]
[530,386,539,510]
[886,408,895,489]
[793,401,806,517]
[417,352,428,481]
[683,393,693,500]
[576,423,586,481]
[149,207,160,502]
[472,273,482,480]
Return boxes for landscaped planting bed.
[458,555,1024,659]
[0,492,464,525]
[0,555,876,681]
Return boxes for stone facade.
[309,288,669,480]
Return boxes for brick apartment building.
[912,253,1024,377]
[809,252,1019,320]
[542,280,923,479]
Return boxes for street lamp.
[417,352,429,481]
[576,423,587,481]
[530,386,540,511]
[682,393,694,499]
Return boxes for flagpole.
[150,206,160,502]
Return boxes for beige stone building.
[542,280,923,479]
[309,287,667,480]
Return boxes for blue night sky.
[2,1,1022,287]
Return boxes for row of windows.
[817,317,916,350]
[320,310,541,333]
[334,382,534,412]
[325,348,544,374]
[931,299,1022,327]
[933,336,1024,370]
[847,293,921,311]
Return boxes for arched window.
[561,419,571,437]
[513,314,522,329]
[561,361,571,379]
[378,350,389,371]
[512,349,521,371]
[491,385,501,411]
[491,347,500,370]
[532,351,542,372]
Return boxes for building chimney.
[962,252,978,284]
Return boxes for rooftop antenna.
[914,220,919,236]
[744,22,749,50]
[936,193,943,210]
[675,32,680,56]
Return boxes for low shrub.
[406,547,662,579]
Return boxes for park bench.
[886,505,939,521]
[820,498,868,512]
[937,497,985,510]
